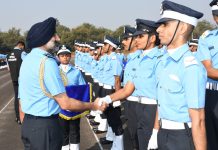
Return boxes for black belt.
[25,114,58,119]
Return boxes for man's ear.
[179,22,188,37]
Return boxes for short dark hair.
[16,41,25,47]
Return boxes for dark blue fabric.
[210,0,218,7]
[134,19,158,36]
[60,84,91,118]
[104,35,120,47]
[26,17,56,49]
[123,26,136,39]
[161,0,203,19]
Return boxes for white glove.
[95,96,112,114]
[112,101,121,107]
[95,98,103,114]
[147,129,158,150]
[102,95,113,104]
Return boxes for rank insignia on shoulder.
[184,56,198,67]
[157,54,163,59]
[44,53,54,58]
[201,30,210,39]
[208,46,214,50]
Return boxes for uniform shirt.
[90,59,98,78]
[59,64,85,85]
[85,54,93,73]
[74,50,78,66]
[7,48,23,82]
[81,53,87,70]
[76,51,81,67]
[156,44,207,122]
[102,52,123,86]
[19,48,65,116]
[96,55,108,83]
[79,52,85,69]
[116,53,125,66]
[123,50,142,85]
[21,51,28,60]
[130,47,160,99]
[196,29,218,83]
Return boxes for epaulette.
[184,56,198,67]
[201,30,211,39]
[43,53,59,65]
[44,53,55,59]
[157,54,164,59]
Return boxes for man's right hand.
[92,98,108,112]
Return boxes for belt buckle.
[138,96,142,103]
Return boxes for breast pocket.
[164,79,183,93]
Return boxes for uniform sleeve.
[112,59,123,76]
[44,59,66,96]
[183,63,207,108]
[77,70,86,85]
[196,37,211,61]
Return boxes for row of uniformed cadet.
[91,1,217,150]
[75,36,124,150]
[74,1,206,149]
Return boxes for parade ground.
[0,68,133,150]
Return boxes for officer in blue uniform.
[99,19,161,150]
[196,1,218,149]
[19,17,107,150]
[57,45,86,150]
[155,1,207,149]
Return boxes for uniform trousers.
[125,101,139,149]
[98,84,104,97]
[85,74,92,84]
[136,103,156,150]
[101,88,123,135]
[59,117,80,145]
[205,89,218,150]
[12,81,19,120]
[158,126,194,150]
[92,81,100,100]
[21,114,62,150]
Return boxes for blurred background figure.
[7,41,25,124]
[189,39,199,53]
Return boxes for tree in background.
[0,20,216,54]
[0,28,24,54]
[193,20,215,39]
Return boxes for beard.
[45,40,56,50]
[45,40,60,54]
